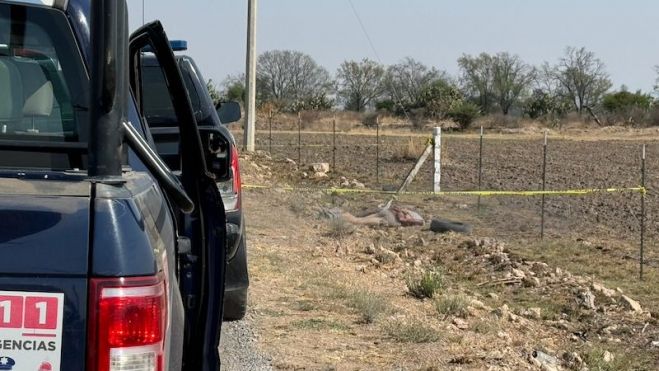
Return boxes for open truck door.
[128,21,228,371]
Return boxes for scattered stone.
[651,341,659,348]
[531,350,561,371]
[312,172,328,179]
[365,243,376,255]
[527,307,542,320]
[511,268,526,279]
[592,282,617,298]
[301,172,308,178]
[497,331,510,341]
[562,352,583,368]
[356,265,367,273]
[577,289,596,310]
[602,325,618,335]
[309,162,330,174]
[523,276,541,288]
[603,351,614,363]
[470,299,487,310]
[452,318,469,330]
[350,180,366,189]
[488,293,499,300]
[493,304,509,319]
[621,295,643,313]
[285,158,297,166]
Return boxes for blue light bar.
[170,40,188,51]
[141,40,188,54]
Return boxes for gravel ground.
[220,314,272,371]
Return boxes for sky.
[128,0,659,92]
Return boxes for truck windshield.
[0,4,88,170]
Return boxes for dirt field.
[226,127,659,370]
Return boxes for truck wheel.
[223,239,249,321]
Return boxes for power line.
[346,0,413,123]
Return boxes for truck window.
[0,4,88,170]
[141,61,202,127]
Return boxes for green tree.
[336,58,386,112]
[221,74,246,104]
[419,79,463,119]
[601,88,654,125]
[206,79,222,106]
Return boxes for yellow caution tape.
[243,184,646,197]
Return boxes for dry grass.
[326,216,354,240]
[291,318,349,332]
[390,137,427,161]
[435,294,469,319]
[384,319,441,343]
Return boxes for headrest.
[0,58,24,122]
[23,81,54,117]
[14,60,54,117]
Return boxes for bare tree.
[336,58,386,112]
[458,53,495,112]
[654,65,659,95]
[256,50,333,111]
[545,47,612,113]
[491,53,535,115]
[384,57,442,107]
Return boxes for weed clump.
[406,268,445,299]
[435,294,469,319]
[385,320,441,343]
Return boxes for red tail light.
[231,145,242,209]
[88,276,167,371]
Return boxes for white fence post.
[433,127,442,193]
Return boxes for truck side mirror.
[198,126,231,181]
[216,101,241,124]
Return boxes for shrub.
[448,102,480,130]
[385,320,441,343]
[406,268,445,299]
[435,294,469,318]
[375,99,396,112]
[601,90,654,126]
[419,79,463,119]
[347,290,390,324]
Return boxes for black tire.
[430,218,472,234]
[223,287,248,321]
[223,238,249,321]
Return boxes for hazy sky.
[128,0,659,92]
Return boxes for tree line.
[209,47,659,129]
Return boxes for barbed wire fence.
[244,116,654,280]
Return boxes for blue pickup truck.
[140,49,249,321]
[0,0,229,370]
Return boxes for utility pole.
[244,0,257,152]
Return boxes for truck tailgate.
[0,178,90,371]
